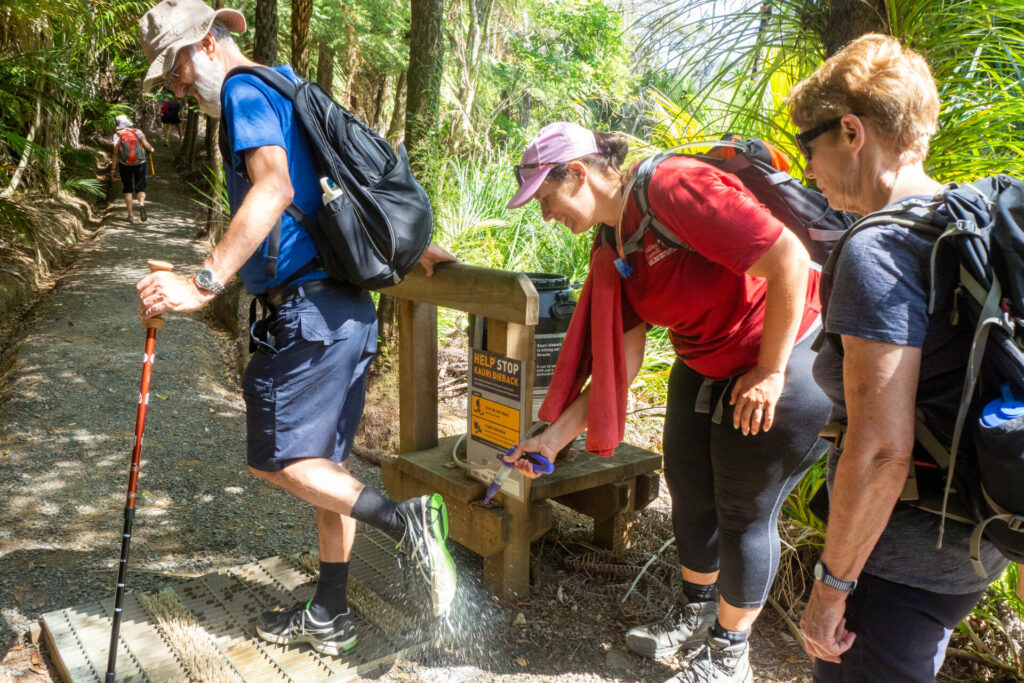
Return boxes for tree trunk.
[823,0,889,57]
[202,114,222,237]
[405,0,446,157]
[371,78,387,131]
[316,40,334,94]
[180,106,201,171]
[451,0,494,146]
[291,0,313,78]
[343,14,360,109]
[386,70,407,145]
[253,0,279,66]
[2,91,42,198]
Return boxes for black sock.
[307,561,349,622]
[682,580,718,604]
[350,487,404,539]
[711,619,749,645]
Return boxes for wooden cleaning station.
[379,263,662,600]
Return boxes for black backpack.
[819,176,1024,576]
[218,66,433,290]
[607,136,854,275]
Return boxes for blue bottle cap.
[981,384,1024,427]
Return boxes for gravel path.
[0,156,813,683]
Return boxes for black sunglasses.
[795,114,860,160]
[514,161,558,186]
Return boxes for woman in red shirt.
[506,122,829,683]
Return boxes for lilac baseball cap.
[506,122,601,209]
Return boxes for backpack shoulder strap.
[815,200,946,356]
[217,67,315,280]
[223,65,301,101]
[620,154,694,257]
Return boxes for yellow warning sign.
[471,395,520,432]
[470,417,519,450]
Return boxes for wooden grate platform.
[41,528,431,682]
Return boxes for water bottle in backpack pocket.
[971,381,1024,566]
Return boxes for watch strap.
[194,269,225,295]
[815,560,857,592]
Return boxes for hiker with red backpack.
[504,121,836,683]
[111,114,155,224]
[788,35,1015,681]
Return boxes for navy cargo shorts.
[243,282,377,472]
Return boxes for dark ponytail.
[593,131,629,168]
[547,129,629,183]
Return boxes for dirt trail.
[0,149,814,683]
[0,154,329,678]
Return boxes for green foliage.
[493,0,634,127]
[189,167,230,222]
[61,177,105,198]
[639,0,1024,182]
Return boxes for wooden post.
[398,298,438,454]
[479,318,536,600]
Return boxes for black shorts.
[161,114,181,125]
[118,163,146,194]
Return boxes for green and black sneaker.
[256,601,357,656]
[395,493,458,618]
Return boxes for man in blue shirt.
[135,0,458,655]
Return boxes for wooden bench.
[378,263,662,600]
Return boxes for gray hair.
[188,21,242,58]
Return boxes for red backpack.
[117,129,146,165]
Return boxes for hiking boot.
[256,602,356,656]
[138,204,147,222]
[395,493,457,617]
[626,600,718,658]
[664,633,753,683]
[127,214,135,224]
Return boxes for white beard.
[189,48,225,118]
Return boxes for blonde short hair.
[787,34,939,164]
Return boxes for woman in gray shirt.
[785,33,1008,681]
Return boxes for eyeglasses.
[514,161,558,186]
[795,115,860,160]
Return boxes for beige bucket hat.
[139,0,247,92]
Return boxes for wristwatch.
[814,560,857,592]
[193,268,225,295]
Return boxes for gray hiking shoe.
[664,633,753,683]
[256,602,357,656]
[395,493,457,618]
[138,204,147,222]
[626,600,718,658]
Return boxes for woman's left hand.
[729,366,785,436]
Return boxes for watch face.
[814,561,824,581]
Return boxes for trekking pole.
[149,155,155,177]
[105,259,173,683]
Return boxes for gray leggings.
[662,335,830,609]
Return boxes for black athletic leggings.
[662,334,830,609]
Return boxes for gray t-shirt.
[812,197,1008,594]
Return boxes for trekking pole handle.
[141,260,174,330]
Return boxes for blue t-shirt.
[812,195,1008,594]
[221,65,326,294]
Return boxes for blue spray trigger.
[501,446,555,474]
[613,257,634,278]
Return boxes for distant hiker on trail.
[160,98,184,145]
[788,34,1011,682]
[134,0,458,656]
[504,122,831,683]
[111,115,155,224]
